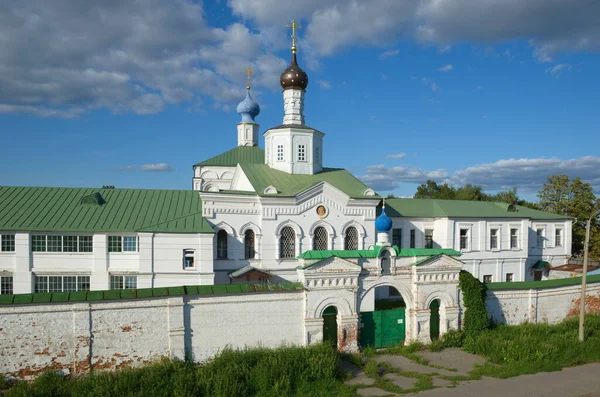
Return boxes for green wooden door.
[360,309,405,348]
[429,300,440,340]
[322,306,338,347]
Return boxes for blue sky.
[2,0,600,201]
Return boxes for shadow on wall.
[485,292,507,325]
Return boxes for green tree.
[414,180,456,199]
[413,180,534,207]
[537,175,600,259]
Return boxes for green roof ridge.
[194,146,265,167]
[0,282,305,306]
[487,274,600,291]
[297,247,461,262]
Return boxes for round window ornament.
[316,205,328,218]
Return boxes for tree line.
[397,175,600,260]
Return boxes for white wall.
[0,290,304,379]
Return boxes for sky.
[1,0,600,201]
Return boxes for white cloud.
[118,163,174,172]
[378,49,400,60]
[437,64,453,72]
[385,153,407,159]
[358,156,600,192]
[420,77,440,93]
[546,63,572,78]
[317,80,332,89]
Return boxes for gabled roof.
[239,164,377,199]
[194,146,265,167]
[385,198,569,220]
[228,265,272,279]
[0,186,214,233]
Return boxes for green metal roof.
[297,246,461,260]
[487,274,600,291]
[0,187,214,233]
[385,198,569,220]
[532,260,549,270]
[240,164,377,199]
[194,146,265,167]
[0,282,305,306]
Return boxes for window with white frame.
[409,229,416,248]
[536,228,545,248]
[35,275,90,292]
[313,226,328,250]
[392,228,402,248]
[216,230,228,259]
[183,249,195,268]
[483,274,493,283]
[31,235,93,253]
[244,230,256,259]
[510,228,519,249]
[490,228,499,250]
[1,234,15,252]
[280,226,295,258]
[110,275,137,290]
[277,145,284,161]
[459,229,469,250]
[506,273,514,282]
[345,227,359,250]
[424,229,434,249]
[108,236,137,252]
[555,228,563,247]
[0,276,13,294]
[298,144,306,161]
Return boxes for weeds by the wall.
[459,270,489,337]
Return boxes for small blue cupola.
[236,88,260,123]
[236,69,261,147]
[375,199,392,246]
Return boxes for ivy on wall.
[459,270,489,335]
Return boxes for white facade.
[264,126,324,174]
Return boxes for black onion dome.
[280,52,308,90]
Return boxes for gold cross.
[286,19,302,51]
[244,66,254,89]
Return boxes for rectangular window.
[277,144,284,161]
[459,229,469,250]
[555,229,563,247]
[0,276,13,294]
[108,236,122,252]
[424,229,434,249]
[32,235,46,252]
[183,249,195,269]
[47,236,62,252]
[410,229,416,249]
[490,229,498,250]
[35,275,91,293]
[506,273,514,282]
[79,236,93,252]
[63,236,78,252]
[537,228,544,248]
[298,144,306,161]
[392,228,402,248]
[510,228,518,249]
[483,274,493,283]
[110,275,137,290]
[123,236,137,252]
[1,234,15,252]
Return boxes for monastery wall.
[0,288,304,379]
[486,277,600,325]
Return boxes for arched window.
[313,226,328,250]
[244,229,255,259]
[381,250,391,275]
[344,226,358,250]
[217,230,228,259]
[280,226,296,258]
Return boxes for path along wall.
[0,284,305,379]
[486,274,600,325]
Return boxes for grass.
[4,344,355,397]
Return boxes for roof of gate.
[297,246,461,260]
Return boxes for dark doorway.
[429,299,440,340]
[322,306,338,347]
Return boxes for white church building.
[0,30,571,320]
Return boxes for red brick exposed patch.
[567,293,600,317]
[121,326,132,332]
[33,347,50,356]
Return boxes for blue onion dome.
[375,208,393,233]
[236,89,260,123]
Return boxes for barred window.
[35,275,91,293]
[277,145,284,161]
[1,235,15,252]
[0,276,13,294]
[280,227,295,258]
[425,229,434,249]
[244,230,256,259]
[108,236,122,252]
[110,275,137,290]
[392,228,402,248]
[313,226,328,250]
[217,230,228,259]
[298,144,306,161]
[63,236,78,252]
[344,227,358,250]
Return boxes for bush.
[459,270,489,336]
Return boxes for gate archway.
[322,306,338,347]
